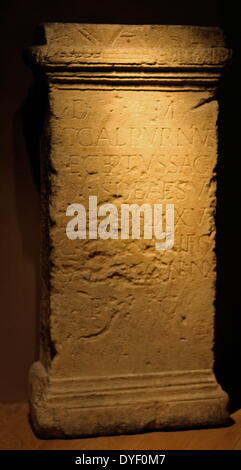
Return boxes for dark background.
[0,0,240,408]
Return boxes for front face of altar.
[49,86,217,379]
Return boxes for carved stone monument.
[27,24,230,437]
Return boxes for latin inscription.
[50,89,217,281]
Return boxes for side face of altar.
[27,24,230,437]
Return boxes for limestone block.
[27,24,230,437]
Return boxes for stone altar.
[27,24,230,437]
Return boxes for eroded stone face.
[28,24,230,437]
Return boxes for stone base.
[29,361,229,438]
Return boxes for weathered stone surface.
[27,24,230,437]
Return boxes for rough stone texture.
[27,24,230,437]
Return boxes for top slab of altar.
[28,23,230,70]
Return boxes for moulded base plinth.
[29,361,229,438]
